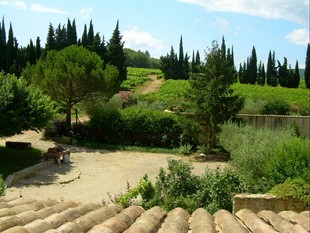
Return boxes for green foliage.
[0,73,56,137]
[266,137,310,186]
[178,142,193,155]
[23,45,119,126]
[89,107,183,147]
[269,177,310,207]
[232,83,310,115]
[219,122,297,192]
[124,48,159,68]
[0,147,42,179]
[110,159,248,214]
[261,99,290,115]
[187,41,244,153]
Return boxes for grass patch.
[0,147,43,179]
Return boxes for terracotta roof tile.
[0,197,309,233]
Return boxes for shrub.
[269,177,310,207]
[219,122,297,192]
[266,137,310,186]
[44,120,71,138]
[261,99,290,115]
[109,159,248,214]
[89,107,183,147]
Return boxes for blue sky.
[0,0,309,68]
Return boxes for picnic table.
[43,146,70,164]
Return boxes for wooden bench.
[43,146,70,164]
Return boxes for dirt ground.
[1,131,228,205]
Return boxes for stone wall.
[237,114,310,139]
[233,194,308,214]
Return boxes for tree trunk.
[66,103,72,128]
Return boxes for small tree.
[23,45,119,127]
[0,73,55,137]
[187,41,244,153]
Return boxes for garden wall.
[233,194,307,214]
[237,114,310,139]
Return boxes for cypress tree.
[35,36,41,60]
[106,20,127,83]
[87,20,94,47]
[81,24,88,47]
[55,24,67,50]
[305,43,310,89]
[66,18,77,46]
[99,35,108,68]
[179,36,184,67]
[182,52,190,80]
[278,57,289,87]
[191,50,195,73]
[6,23,14,73]
[270,51,277,86]
[249,46,257,84]
[231,46,235,68]
[292,60,300,88]
[221,36,226,59]
[266,50,272,85]
[0,17,6,72]
[46,23,56,51]
[27,39,36,65]
[238,63,243,83]
[195,50,200,68]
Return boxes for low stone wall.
[2,160,54,189]
[237,114,310,139]
[233,194,308,214]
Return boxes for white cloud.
[178,0,309,25]
[0,0,27,10]
[30,4,68,14]
[212,17,230,33]
[0,1,68,14]
[80,7,93,20]
[123,27,164,56]
[285,28,309,46]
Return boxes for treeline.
[0,16,158,79]
[239,47,301,88]
[159,36,235,80]
[159,35,310,89]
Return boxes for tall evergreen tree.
[278,57,289,87]
[182,52,190,80]
[179,36,184,66]
[87,20,94,47]
[267,50,277,86]
[305,43,310,89]
[292,60,300,88]
[248,46,257,84]
[106,20,127,83]
[55,24,67,50]
[191,50,195,72]
[27,39,36,65]
[257,60,265,85]
[81,24,88,47]
[66,18,77,46]
[220,36,226,59]
[45,23,56,51]
[195,50,200,67]
[35,36,41,59]
[6,23,14,73]
[0,17,6,71]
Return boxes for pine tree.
[46,23,56,51]
[106,20,127,83]
[305,43,310,89]
[0,17,6,72]
[35,37,41,59]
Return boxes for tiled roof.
[0,196,309,233]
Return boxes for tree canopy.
[0,73,55,137]
[22,45,119,126]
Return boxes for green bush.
[89,107,183,147]
[266,137,310,186]
[109,159,248,214]
[261,99,290,115]
[269,177,310,207]
[219,122,297,192]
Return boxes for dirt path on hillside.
[138,75,164,95]
[0,131,228,204]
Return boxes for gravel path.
[1,131,228,204]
